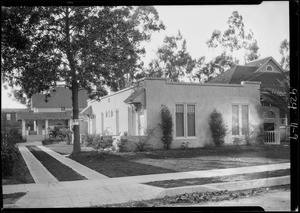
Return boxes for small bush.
[42,138,55,145]
[180,142,190,150]
[118,138,128,152]
[2,146,20,177]
[135,128,155,152]
[232,137,243,145]
[160,104,173,150]
[209,109,227,147]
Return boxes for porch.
[17,111,73,141]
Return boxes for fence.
[265,131,280,144]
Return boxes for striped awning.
[17,111,72,120]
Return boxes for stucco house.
[17,86,89,141]
[208,56,289,143]
[81,77,263,150]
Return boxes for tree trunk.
[72,80,81,153]
[65,6,81,154]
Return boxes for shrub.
[1,145,20,177]
[254,124,266,145]
[118,138,128,152]
[134,127,155,152]
[209,109,227,147]
[159,104,173,150]
[42,138,56,145]
[180,142,190,150]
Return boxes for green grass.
[3,192,27,205]
[68,144,290,178]
[145,169,290,188]
[2,148,35,185]
[26,145,87,181]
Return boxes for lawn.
[61,144,290,178]
[2,147,35,185]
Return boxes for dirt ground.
[180,188,291,211]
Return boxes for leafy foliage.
[134,127,155,152]
[2,146,20,177]
[279,39,290,71]
[2,6,164,153]
[142,31,196,82]
[194,11,260,82]
[159,105,173,150]
[209,109,227,147]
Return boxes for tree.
[195,11,260,82]
[159,105,173,150]
[1,6,164,154]
[144,31,196,82]
[209,109,227,147]
[279,39,290,71]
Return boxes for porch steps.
[26,135,47,141]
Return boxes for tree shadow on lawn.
[70,152,177,178]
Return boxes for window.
[6,113,11,121]
[232,105,249,136]
[175,104,184,137]
[187,105,195,136]
[232,105,239,135]
[105,111,108,118]
[242,105,249,134]
[61,107,65,111]
[111,110,113,117]
[266,65,273,71]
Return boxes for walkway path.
[37,145,108,180]
[18,145,58,183]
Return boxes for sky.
[1,1,289,109]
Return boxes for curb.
[155,176,290,198]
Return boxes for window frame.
[231,104,250,136]
[266,65,273,72]
[174,103,197,139]
[6,113,11,121]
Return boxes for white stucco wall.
[144,79,262,149]
[85,78,262,150]
[89,87,136,135]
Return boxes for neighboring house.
[17,86,89,141]
[1,108,30,132]
[81,77,262,150]
[208,56,289,142]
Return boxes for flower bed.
[26,146,87,181]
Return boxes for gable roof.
[208,65,258,84]
[244,56,272,67]
[31,87,89,108]
[208,57,287,90]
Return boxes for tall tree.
[144,31,196,82]
[195,11,260,82]
[1,6,164,154]
[279,39,290,71]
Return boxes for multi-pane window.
[175,104,196,137]
[232,105,239,135]
[242,105,249,135]
[175,104,184,137]
[187,105,195,136]
[6,113,11,121]
[232,105,249,136]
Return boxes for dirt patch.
[99,185,290,207]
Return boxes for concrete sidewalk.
[37,145,108,179]
[18,146,58,183]
[3,163,290,208]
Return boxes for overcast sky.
[1,2,289,109]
